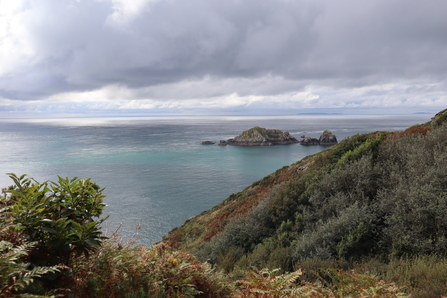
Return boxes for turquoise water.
[0,115,432,244]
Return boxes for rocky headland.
[218,126,299,146]
[300,130,338,146]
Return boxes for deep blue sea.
[0,114,433,244]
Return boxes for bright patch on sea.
[0,115,431,244]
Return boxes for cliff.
[218,126,299,146]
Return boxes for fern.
[236,268,302,298]
[0,241,60,298]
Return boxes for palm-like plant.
[4,174,107,266]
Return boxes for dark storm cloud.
[0,0,446,102]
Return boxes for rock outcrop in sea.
[218,126,299,146]
[300,130,338,146]
[300,136,320,146]
[201,141,215,145]
[319,130,338,145]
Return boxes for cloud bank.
[1,0,446,115]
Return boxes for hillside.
[162,108,447,274]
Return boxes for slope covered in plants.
[163,109,447,275]
[0,175,408,297]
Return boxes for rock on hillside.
[218,126,299,146]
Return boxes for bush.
[1,174,107,294]
[294,203,375,260]
[3,174,107,267]
[195,191,276,268]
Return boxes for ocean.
[0,114,432,244]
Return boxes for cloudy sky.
[1,0,446,116]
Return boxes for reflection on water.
[0,114,432,244]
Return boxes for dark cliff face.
[219,126,299,146]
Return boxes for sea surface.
[0,114,432,244]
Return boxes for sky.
[0,0,446,116]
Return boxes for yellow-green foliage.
[336,133,384,166]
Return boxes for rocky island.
[300,130,338,146]
[201,141,215,145]
[218,126,299,146]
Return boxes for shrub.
[1,174,107,294]
[195,191,276,268]
[294,203,375,260]
[3,174,107,267]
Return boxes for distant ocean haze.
[0,114,432,244]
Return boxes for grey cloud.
[309,0,447,83]
[1,0,446,101]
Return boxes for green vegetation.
[2,108,447,297]
[0,176,407,297]
[235,126,282,140]
[0,241,60,297]
[163,109,447,297]
[232,126,297,144]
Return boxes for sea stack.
[319,130,338,145]
[300,130,338,146]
